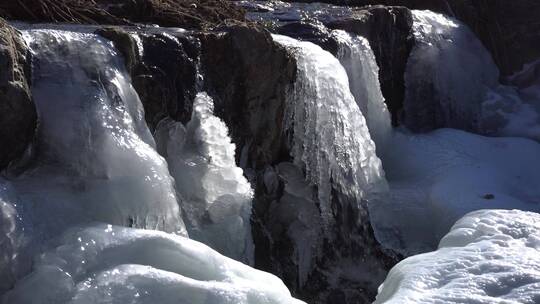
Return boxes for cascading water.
[154,92,254,263]
[272,34,388,231]
[332,30,392,152]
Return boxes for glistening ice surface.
[3,224,304,304]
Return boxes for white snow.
[272,34,388,230]
[154,92,254,263]
[2,224,304,304]
[375,209,540,304]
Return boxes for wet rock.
[200,24,296,169]
[278,22,339,55]
[97,27,199,129]
[0,18,36,170]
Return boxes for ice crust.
[3,224,304,304]
[375,209,540,304]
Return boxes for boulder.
[0,18,36,171]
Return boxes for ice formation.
[332,30,392,150]
[404,10,499,131]
[0,26,301,303]
[371,129,540,255]
[272,34,388,230]
[0,28,191,291]
[406,10,540,141]
[375,209,540,304]
[16,28,185,234]
[3,224,304,304]
[154,92,254,262]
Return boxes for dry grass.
[0,0,246,29]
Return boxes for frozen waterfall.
[403,10,499,132]
[405,10,540,141]
[272,34,388,231]
[332,30,392,151]
[0,28,187,291]
[154,92,254,263]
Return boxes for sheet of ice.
[2,224,304,304]
[404,10,499,131]
[0,28,187,292]
[370,128,540,255]
[272,34,388,230]
[154,93,254,263]
[332,30,392,151]
[375,209,540,304]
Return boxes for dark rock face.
[0,19,36,171]
[327,6,413,125]
[97,27,199,130]
[200,25,296,169]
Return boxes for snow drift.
[375,209,540,304]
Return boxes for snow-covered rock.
[375,209,540,304]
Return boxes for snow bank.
[375,209,540,304]
[2,224,304,304]
[371,128,540,255]
[154,93,254,262]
